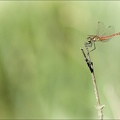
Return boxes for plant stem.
[81,48,105,120]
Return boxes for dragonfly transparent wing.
[96,21,106,36]
[102,25,115,36]
[100,25,115,41]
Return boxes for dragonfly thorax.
[87,35,99,42]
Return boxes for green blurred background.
[0,1,120,119]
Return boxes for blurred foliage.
[0,1,120,119]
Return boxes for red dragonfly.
[85,21,120,51]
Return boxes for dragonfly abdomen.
[99,32,120,41]
[114,32,120,36]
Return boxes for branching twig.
[81,47,105,120]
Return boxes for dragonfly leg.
[84,41,92,48]
[90,42,96,52]
[84,41,96,52]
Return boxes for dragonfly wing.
[100,25,115,42]
[96,21,106,36]
[102,25,115,36]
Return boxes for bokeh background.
[0,1,120,119]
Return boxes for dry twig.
[81,46,105,120]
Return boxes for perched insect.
[85,21,120,51]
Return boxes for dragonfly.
[85,21,120,51]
